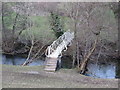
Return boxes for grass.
[20,15,73,44]
[2,65,118,88]
[20,16,56,43]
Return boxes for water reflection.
[86,61,119,79]
[2,54,45,66]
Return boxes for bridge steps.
[44,58,58,72]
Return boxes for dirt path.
[2,65,118,88]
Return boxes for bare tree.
[58,2,118,72]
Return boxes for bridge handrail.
[45,30,74,57]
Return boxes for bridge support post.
[57,57,61,69]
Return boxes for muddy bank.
[2,65,118,88]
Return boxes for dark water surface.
[1,54,120,79]
[1,54,45,66]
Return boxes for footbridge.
[44,30,74,72]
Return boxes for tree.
[58,2,118,72]
[58,2,83,68]
[2,2,28,54]
[50,12,64,38]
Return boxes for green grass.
[20,15,73,43]
[20,16,56,43]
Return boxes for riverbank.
[2,65,118,88]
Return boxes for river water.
[1,54,45,66]
[85,61,120,79]
[1,54,120,79]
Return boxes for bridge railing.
[45,30,74,57]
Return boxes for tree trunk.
[72,20,77,68]
[77,41,80,68]
[72,49,76,68]
[2,3,7,47]
[80,37,98,74]
[12,13,19,54]
[22,40,34,66]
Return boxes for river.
[1,54,120,79]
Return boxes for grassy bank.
[2,65,118,88]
